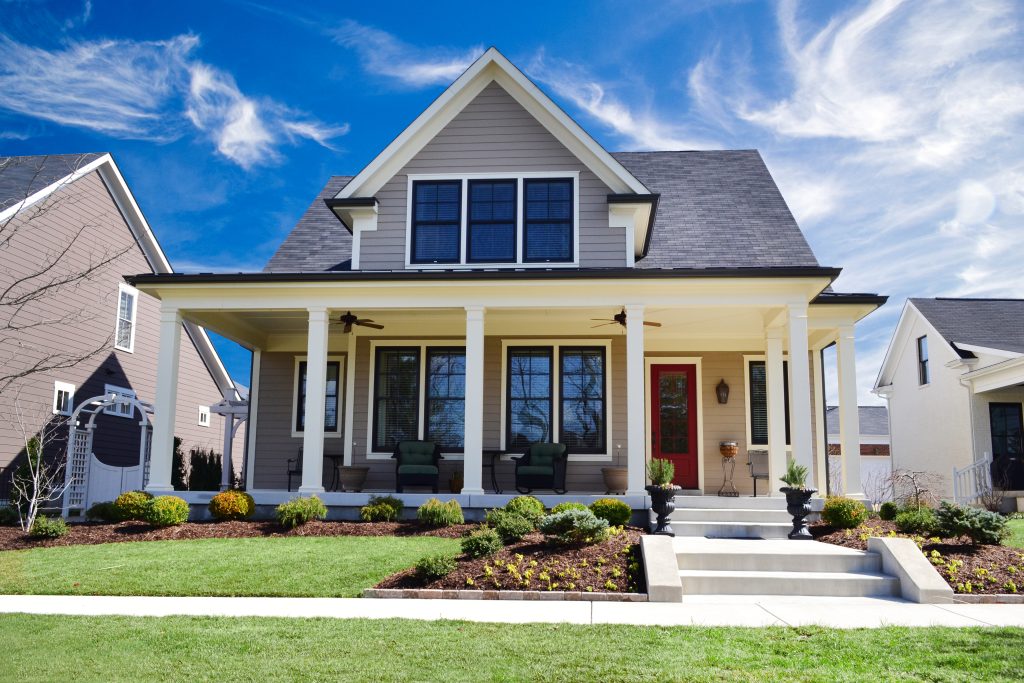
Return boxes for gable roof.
[0,154,104,215]
[909,298,1024,356]
[265,176,353,272]
[825,405,889,437]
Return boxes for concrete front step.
[671,496,789,510]
[678,569,900,597]
[669,508,792,523]
[669,520,794,539]
[677,548,882,573]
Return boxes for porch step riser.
[667,521,793,539]
[671,497,788,510]
[668,509,793,523]
[676,552,882,573]
[678,571,899,597]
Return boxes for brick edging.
[952,594,1024,604]
[363,588,647,601]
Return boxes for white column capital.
[787,302,809,316]
[765,325,785,341]
[624,303,645,315]
[158,307,182,324]
[307,306,329,320]
[465,305,485,321]
[838,323,856,339]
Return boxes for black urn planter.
[780,486,817,539]
[646,484,681,536]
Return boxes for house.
[874,297,1024,504]
[825,405,891,500]
[0,153,243,508]
[126,48,885,512]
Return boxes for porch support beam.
[625,304,646,496]
[765,326,787,495]
[147,307,181,493]
[462,306,485,496]
[787,304,815,476]
[837,324,864,497]
[299,306,329,494]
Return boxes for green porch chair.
[514,442,568,494]
[392,440,443,493]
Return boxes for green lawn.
[0,536,458,597]
[0,615,1019,682]
[1006,519,1024,548]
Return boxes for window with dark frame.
[373,347,421,451]
[424,348,466,450]
[296,361,341,433]
[523,178,573,262]
[559,347,606,454]
[411,181,461,264]
[507,347,553,449]
[467,180,517,263]
[917,335,930,385]
[748,360,790,446]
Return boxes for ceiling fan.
[332,311,384,334]
[591,308,662,329]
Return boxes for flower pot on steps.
[646,484,681,536]
[780,486,817,539]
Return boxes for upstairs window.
[467,180,516,263]
[411,181,461,264]
[524,179,573,263]
[917,336,930,385]
[115,283,138,352]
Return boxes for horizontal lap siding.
[358,81,625,271]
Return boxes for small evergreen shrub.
[504,496,545,526]
[821,496,868,529]
[493,511,533,544]
[551,501,588,515]
[276,496,327,528]
[878,501,899,521]
[538,508,610,545]
[144,495,190,527]
[85,501,118,523]
[415,553,457,582]
[460,527,503,558]
[590,498,632,527]
[29,515,68,539]
[208,490,255,521]
[934,501,1008,545]
[895,507,936,535]
[416,498,464,527]
[0,506,19,526]
[113,490,154,521]
[360,495,404,522]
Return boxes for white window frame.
[197,405,210,427]
[291,354,346,439]
[743,355,792,452]
[405,171,581,269]
[103,384,136,418]
[52,381,75,416]
[500,339,613,461]
[366,340,467,459]
[114,282,138,353]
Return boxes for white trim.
[291,354,346,439]
[644,357,704,492]
[742,355,793,452]
[952,343,1023,360]
[52,381,75,416]
[197,405,211,427]
[103,384,136,418]
[114,282,138,353]
[499,338,614,462]
[0,154,109,224]
[404,172,581,269]
[244,350,261,491]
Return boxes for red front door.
[650,364,698,489]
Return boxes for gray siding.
[359,81,626,270]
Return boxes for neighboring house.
[128,49,885,509]
[874,298,1024,502]
[0,154,242,505]
[825,405,891,499]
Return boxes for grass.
[1005,519,1024,549]
[0,615,1020,682]
[0,536,459,597]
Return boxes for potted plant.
[601,445,627,494]
[719,441,738,458]
[645,458,680,536]
[449,471,464,494]
[779,460,817,540]
[338,466,370,492]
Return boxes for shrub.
[461,527,502,558]
[934,501,1008,545]
[493,511,533,544]
[208,490,255,521]
[29,515,68,539]
[276,496,327,528]
[360,495,404,522]
[144,495,190,527]
[504,496,545,526]
[879,501,899,521]
[85,501,118,523]
[0,506,19,526]
[538,508,610,545]
[551,501,588,515]
[647,458,675,487]
[895,507,936,535]
[415,553,457,582]
[590,498,632,527]
[821,496,868,529]
[417,498,464,527]
[113,490,154,521]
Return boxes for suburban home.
[0,154,243,510]
[825,405,891,501]
[874,298,1024,506]
[127,49,885,514]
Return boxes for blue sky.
[2,0,1022,403]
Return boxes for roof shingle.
[0,153,103,214]
[911,298,1024,356]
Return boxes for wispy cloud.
[331,20,483,88]
[0,33,348,168]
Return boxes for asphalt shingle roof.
[264,176,354,272]
[910,298,1024,356]
[825,405,890,436]
[0,153,103,214]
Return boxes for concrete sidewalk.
[2,594,1024,628]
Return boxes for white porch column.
[147,307,181,493]
[244,349,261,492]
[625,304,646,496]
[299,306,329,494]
[462,305,485,495]
[837,324,864,497]
[220,408,234,491]
[765,326,787,494]
[787,304,815,475]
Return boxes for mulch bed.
[0,520,476,552]
[813,519,1024,595]
[376,527,644,594]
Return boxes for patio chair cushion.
[396,441,437,466]
[517,465,554,477]
[397,464,439,476]
[528,443,564,467]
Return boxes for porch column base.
[298,486,325,496]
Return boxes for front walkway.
[2,594,1023,628]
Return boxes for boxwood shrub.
[85,501,118,523]
[590,498,632,527]
[144,495,190,527]
[492,511,533,544]
[415,553,457,582]
[417,498,464,527]
[894,506,936,535]
[360,495,404,522]
[504,496,545,526]
[29,515,68,538]
[878,501,899,521]
[551,502,588,514]
[276,495,327,528]
[460,527,502,558]
[538,508,609,545]
[821,496,868,529]
[0,506,20,526]
[112,490,154,521]
[208,490,255,521]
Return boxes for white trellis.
[61,392,155,517]
[209,397,249,491]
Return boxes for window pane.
[524,223,571,261]
[412,181,461,263]
[374,348,420,450]
[116,319,132,348]
[468,180,516,262]
[748,361,790,446]
[524,179,572,262]
[507,348,552,448]
[413,224,460,262]
[560,348,605,453]
[425,349,465,449]
[296,361,341,432]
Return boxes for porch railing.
[952,453,992,506]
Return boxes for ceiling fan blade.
[590,318,613,322]
[357,321,385,330]
[343,322,352,334]
[643,321,663,327]
[591,322,617,328]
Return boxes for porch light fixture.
[715,379,730,404]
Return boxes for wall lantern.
[716,379,730,404]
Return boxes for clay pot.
[338,466,369,492]
[601,467,628,495]
[719,442,739,458]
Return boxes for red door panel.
[650,364,698,489]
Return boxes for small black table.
[482,448,508,493]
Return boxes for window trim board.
[114,282,138,353]
[52,381,75,416]
[291,354,346,439]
